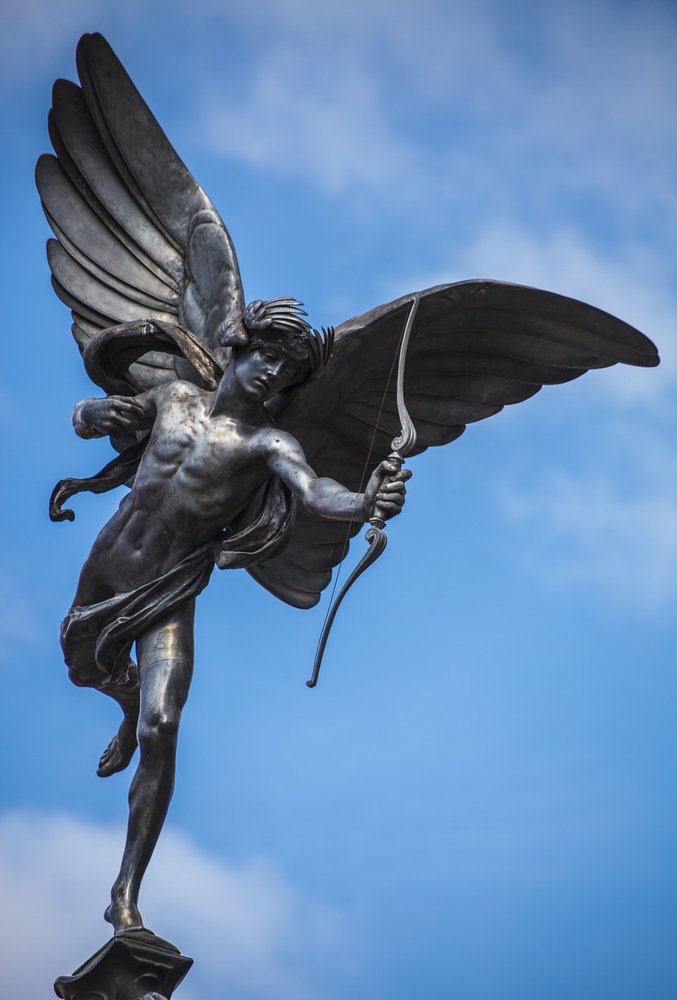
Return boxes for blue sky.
[1,1,676,998]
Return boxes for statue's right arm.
[72,391,157,439]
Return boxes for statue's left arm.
[72,392,157,440]
[267,432,409,523]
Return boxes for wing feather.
[47,241,176,326]
[249,510,361,608]
[51,275,116,328]
[37,33,245,383]
[47,101,182,288]
[38,155,179,307]
[49,80,183,280]
[44,208,178,314]
[251,557,332,597]
[252,281,658,607]
[76,34,202,250]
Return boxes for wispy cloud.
[498,426,677,614]
[196,0,677,232]
[0,0,89,89]
[11,1,675,245]
[203,45,416,196]
[0,810,347,1000]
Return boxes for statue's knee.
[137,712,180,753]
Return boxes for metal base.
[54,928,193,1000]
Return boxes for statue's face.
[233,346,300,402]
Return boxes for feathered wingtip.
[243,296,334,373]
[244,297,309,332]
[308,325,334,372]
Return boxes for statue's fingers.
[380,458,401,475]
[379,480,405,493]
[109,410,136,426]
[114,400,143,415]
[376,488,405,503]
[375,500,404,516]
[111,415,140,430]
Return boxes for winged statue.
[38,33,658,948]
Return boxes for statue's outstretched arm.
[268,432,408,523]
[72,391,157,440]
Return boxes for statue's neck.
[209,367,267,422]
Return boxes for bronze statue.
[38,32,658,992]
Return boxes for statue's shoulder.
[257,421,298,447]
[156,380,208,404]
[254,424,304,470]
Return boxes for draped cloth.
[62,476,295,690]
[62,543,215,689]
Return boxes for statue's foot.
[97,714,138,777]
[104,893,143,935]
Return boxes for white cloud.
[203,44,416,196]
[194,0,677,229]
[13,1,675,239]
[0,810,347,1000]
[0,0,89,88]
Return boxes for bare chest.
[144,396,267,493]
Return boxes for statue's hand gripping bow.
[306,296,420,688]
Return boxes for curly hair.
[242,298,334,384]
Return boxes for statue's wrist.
[355,493,370,522]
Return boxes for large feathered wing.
[35,32,244,391]
[251,280,659,609]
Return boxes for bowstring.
[312,317,408,663]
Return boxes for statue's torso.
[78,383,277,598]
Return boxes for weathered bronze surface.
[38,30,659,989]
[54,929,191,1000]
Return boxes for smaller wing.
[252,280,659,608]
[36,33,246,392]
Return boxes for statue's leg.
[64,628,141,778]
[105,599,196,934]
[64,564,141,777]
[95,664,141,778]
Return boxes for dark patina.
[38,32,659,1000]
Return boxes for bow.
[306,295,420,688]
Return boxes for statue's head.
[240,298,334,388]
[226,298,333,402]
